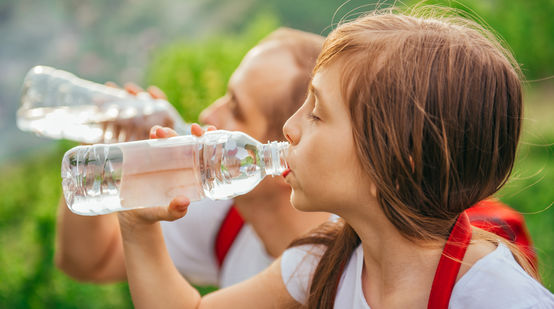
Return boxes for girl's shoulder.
[280,244,327,305]
[451,243,554,308]
[280,243,554,308]
[281,244,365,307]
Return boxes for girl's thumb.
[166,196,191,221]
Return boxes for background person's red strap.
[214,205,245,268]
[428,212,472,309]
[465,198,537,268]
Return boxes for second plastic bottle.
[61,130,289,215]
[17,66,191,143]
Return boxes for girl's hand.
[149,123,216,139]
[117,195,192,230]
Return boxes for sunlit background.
[0,0,552,307]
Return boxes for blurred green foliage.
[0,141,133,309]
[0,4,553,308]
[146,13,279,122]
[226,0,554,80]
[403,0,554,80]
[497,86,554,290]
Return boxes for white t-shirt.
[161,198,273,288]
[282,243,554,308]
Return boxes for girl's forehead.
[312,64,337,86]
[313,64,344,96]
[311,66,349,116]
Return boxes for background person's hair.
[290,7,536,308]
[257,27,324,140]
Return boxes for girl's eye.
[307,112,321,122]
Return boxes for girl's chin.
[290,192,316,212]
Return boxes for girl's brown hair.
[290,7,534,308]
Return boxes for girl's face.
[283,63,374,214]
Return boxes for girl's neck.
[342,206,445,308]
[235,187,329,258]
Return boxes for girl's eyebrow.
[309,83,328,114]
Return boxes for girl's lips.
[282,168,291,178]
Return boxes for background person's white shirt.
[281,242,554,308]
[161,198,272,288]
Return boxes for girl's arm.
[118,197,295,309]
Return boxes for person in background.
[117,8,553,308]
[54,27,331,286]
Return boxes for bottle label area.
[62,131,287,215]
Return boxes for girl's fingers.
[191,124,217,136]
[190,123,203,136]
[149,126,178,139]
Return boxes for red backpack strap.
[214,205,245,268]
[465,199,537,268]
[428,212,472,309]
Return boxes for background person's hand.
[99,82,177,143]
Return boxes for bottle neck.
[261,141,289,176]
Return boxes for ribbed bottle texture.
[61,130,289,215]
[17,66,189,143]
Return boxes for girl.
[118,7,554,308]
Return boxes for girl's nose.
[283,111,300,146]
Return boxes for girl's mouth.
[282,168,291,178]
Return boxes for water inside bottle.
[117,133,267,207]
[118,138,205,209]
[62,144,124,215]
[17,105,111,144]
[63,136,207,215]
[201,132,266,200]
[62,131,283,215]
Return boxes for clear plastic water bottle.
[61,130,289,215]
[17,66,190,143]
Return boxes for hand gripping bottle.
[61,130,289,215]
[17,66,190,143]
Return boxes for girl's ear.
[369,182,377,198]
